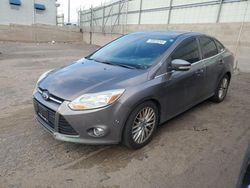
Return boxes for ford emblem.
[42,91,50,100]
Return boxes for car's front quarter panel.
[58,100,131,144]
[117,76,168,127]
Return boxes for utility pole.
[68,0,70,23]
[234,0,250,71]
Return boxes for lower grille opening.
[34,99,56,130]
[58,116,79,136]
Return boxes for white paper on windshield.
[146,39,167,45]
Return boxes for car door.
[163,37,206,118]
[199,36,224,96]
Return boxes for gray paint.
[33,31,234,144]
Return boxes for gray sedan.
[33,31,234,149]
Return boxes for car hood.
[39,58,148,101]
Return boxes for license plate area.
[36,103,49,122]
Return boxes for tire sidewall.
[214,74,230,102]
[123,101,159,149]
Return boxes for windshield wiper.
[90,58,136,69]
[114,63,136,69]
[88,58,112,65]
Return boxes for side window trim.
[214,38,225,53]
[196,37,203,62]
[199,36,219,59]
[169,36,202,64]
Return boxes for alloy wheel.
[218,77,229,99]
[132,107,156,144]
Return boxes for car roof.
[129,31,203,39]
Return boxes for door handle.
[195,69,204,74]
[218,59,224,65]
[195,69,204,77]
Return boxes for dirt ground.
[0,41,250,188]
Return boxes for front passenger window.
[171,38,200,64]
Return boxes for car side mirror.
[171,59,191,71]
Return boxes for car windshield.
[87,34,177,69]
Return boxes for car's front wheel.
[211,74,230,103]
[122,101,159,149]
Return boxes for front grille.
[47,110,56,129]
[34,99,56,129]
[58,116,78,136]
[38,88,64,104]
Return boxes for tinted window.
[200,37,218,58]
[171,38,200,63]
[214,39,224,52]
[88,34,177,69]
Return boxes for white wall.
[219,1,250,23]
[0,0,56,25]
[80,0,250,29]
[0,24,82,42]
[170,4,218,24]
[34,0,57,25]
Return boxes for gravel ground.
[0,41,250,188]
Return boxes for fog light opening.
[93,127,105,137]
[88,127,106,137]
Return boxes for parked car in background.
[33,31,234,149]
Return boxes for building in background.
[0,0,57,25]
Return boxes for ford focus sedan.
[33,31,234,149]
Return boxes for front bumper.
[33,91,129,145]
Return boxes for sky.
[57,0,106,24]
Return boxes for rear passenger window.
[171,38,200,64]
[214,39,224,52]
[200,37,218,58]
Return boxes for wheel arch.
[120,97,161,142]
[225,71,231,80]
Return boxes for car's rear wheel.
[211,74,230,103]
[122,101,159,149]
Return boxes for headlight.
[37,69,53,84]
[68,89,125,110]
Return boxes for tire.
[122,101,159,149]
[236,145,250,188]
[210,74,230,103]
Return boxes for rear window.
[214,39,225,53]
[200,37,218,58]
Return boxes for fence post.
[125,0,129,33]
[77,10,80,26]
[102,5,105,33]
[216,0,223,23]
[90,6,93,44]
[118,1,120,25]
[138,0,143,24]
[111,4,113,32]
[167,0,173,24]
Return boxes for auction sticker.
[146,39,167,45]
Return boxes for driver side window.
[171,38,201,64]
